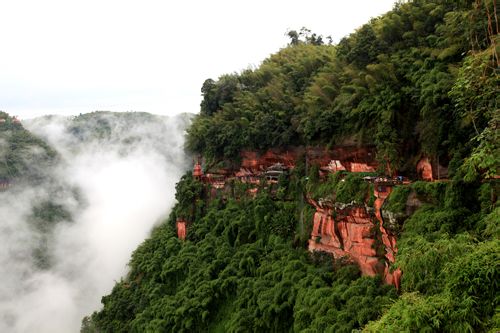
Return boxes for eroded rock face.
[374,186,401,289]
[240,146,378,174]
[417,157,433,181]
[241,148,301,172]
[308,202,381,277]
[416,156,449,180]
[308,184,401,289]
[198,146,403,287]
[350,162,376,173]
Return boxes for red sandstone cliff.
[186,146,447,288]
[240,146,378,175]
[307,183,401,289]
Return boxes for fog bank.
[0,112,190,332]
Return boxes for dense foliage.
[307,171,376,204]
[65,111,193,154]
[0,112,80,276]
[0,111,57,182]
[365,179,499,332]
[85,173,498,332]
[83,175,397,332]
[187,0,498,177]
[29,201,74,269]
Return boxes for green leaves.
[85,189,397,332]
[187,0,497,180]
[370,177,499,332]
[187,43,336,160]
[365,239,499,332]
[0,111,57,181]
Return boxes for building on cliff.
[265,163,287,182]
[235,168,260,184]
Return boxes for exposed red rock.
[195,146,381,194]
[417,156,449,180]
[193,162,203,179]
[241,148,300,171]
[193,146,412,288]
[416,157,433,181]
[308,201,381,277]
[324,160,347,173]
[374,185,401,288]
[176,220,187,240]
[308,182,401,289]
[240,146,379,175]
[350,162,376,173]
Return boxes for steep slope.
[84,1,499,332]
[187,0,498,179]
[0,111,57,184]
[83,175,398,332]
[0,111,68,270]
[1,111,191,333]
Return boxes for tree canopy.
[187,0,498,177]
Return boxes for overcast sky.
[0,0,396,119]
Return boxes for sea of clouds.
[0,112,190,332]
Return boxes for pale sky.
[0,0,396,119]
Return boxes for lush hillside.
[0,111,57,183]
[66,111,192,146]
[187,0,498,177]
[83,1,499,332]
[83,175,399,332]
[84,176,498,332]
[1,111,192,332]
[0,111,72,269]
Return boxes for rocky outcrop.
[241,148,300,171]
[416,157,433,181]
[374,185,401,289]
[176,219,187,240]
[190,146,450,288]
[240,145,378,175]
[308,182,401,289]
[416,156,449,181]
[194,146,381,200]
[308,201,382,277]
